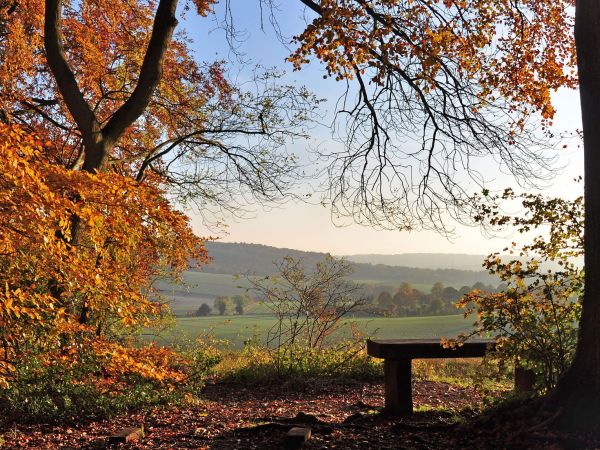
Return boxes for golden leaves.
[290,0,575,121]
[0,125,208,386]
[0,0,231,177]
[191,0,217,17]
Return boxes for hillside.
[345,253,488,271]
[197,241,496,286]
[345,252,583,272]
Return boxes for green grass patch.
[151,314,475,348]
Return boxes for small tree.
[196,303,211,317]
[248,255,368,374]
[430,282,444,299]
[393,282,419,316]
[376,290,394,314]
[442,286,459,304]
[213,296,232,316]
[428,297,444,316]
[455,191,583,391]
[232,294,250,315]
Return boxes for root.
[506,407,562,444]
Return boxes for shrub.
[219,340,381,383]
[196,303,212,316]
[0,341,220,424]
[455,191,583,392]
[247,255,371,376]
[0,125,207,391]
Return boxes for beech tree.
[0,0,318,321]
[292,0,574,232]
[1,0,317,218]
[290,0,594,429]
[0,0,318,389]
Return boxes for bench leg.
[514,365,536,392]
[384,358,412,415]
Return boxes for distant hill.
[197,241,497,286]
[345,252,583,272]
[344,253,488,271]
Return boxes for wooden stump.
[285,427,311,448]
[108,427,143,444]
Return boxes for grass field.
[152,314,475,348]
[158,272,253,298]
[159,272,467,316]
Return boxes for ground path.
[1,380,595,449]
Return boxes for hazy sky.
[185,2,583,256]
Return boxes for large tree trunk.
[44,0,179,324]
[546,0,600,429]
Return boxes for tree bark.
[43,0,180,324]
[546,0,600,429]
[44,0,101,156]
[44,0,179,173]
[102,0,178,145]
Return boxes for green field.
[159,272,253,298]
[160,272,466,316]
[153,314,475,348]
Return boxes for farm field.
[158,272,252,299]
[154,314,475,347]
[159,271,470,316]
[163,271,468,297]
[351,280,465,291]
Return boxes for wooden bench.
[367,338,496,415]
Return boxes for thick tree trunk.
[44,0,180,324]
[546,0,600,429]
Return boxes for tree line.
[190,280,503,318]
[368,282,503,317]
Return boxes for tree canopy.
[293,0,575,232]
[1,0,597,432]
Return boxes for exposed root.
[506,407,562,444]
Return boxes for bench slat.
[367,338,495,360]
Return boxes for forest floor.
[1,378,599,449]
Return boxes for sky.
[184,2,583,256]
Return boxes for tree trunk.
[546,0,600,429]
[44,0,179,325]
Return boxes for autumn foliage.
[0,124,207,390]
[0,0,229,402]
[0,0,321,419]
[292,0,575,121]
[1,0,229,178]
[456,190,583,390]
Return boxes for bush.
[219,340,381,383]
[0,343,220,424]
[456,191,584,392]
[248,255,371,376]
[196,303,212,316]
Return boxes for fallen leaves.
[1,378,596,449]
